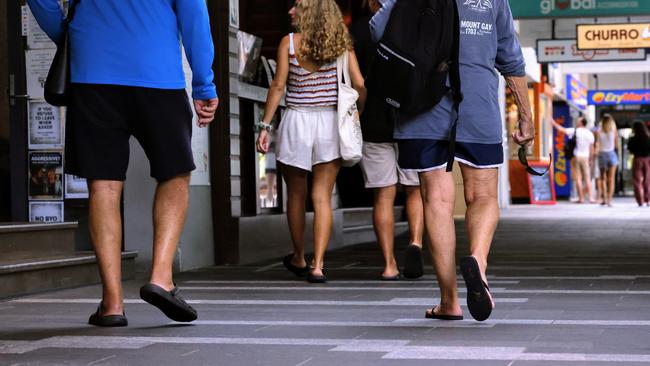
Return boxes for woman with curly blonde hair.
[256,0,366,283]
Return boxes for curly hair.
[295,0,352,65]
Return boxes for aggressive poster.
[28,151,63,200]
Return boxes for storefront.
[507,48,555,203]
[587,89,650,195]
[551,74,590,199]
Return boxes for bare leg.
[88,180,124,316]
[282,163,309,268]
[584,164,594,203]
[310,160,341,276]
[574,160,584,203]
[460,164,499,306]
[607,166,617,206]
[372,185,399,277]
[597,176,605,204]
[419,169,461,317]
[148,174,191,291]
[405,185,424,246]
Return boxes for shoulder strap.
[336,51,351,86]
[289,33,295,55]
[67,0,80,23]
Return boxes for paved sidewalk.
[2,198,650,365]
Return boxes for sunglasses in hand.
[518,146,552,176]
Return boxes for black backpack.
[564,129,578,160]
[365,0,462,171]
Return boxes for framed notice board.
[527,163,556,205]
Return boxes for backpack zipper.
[378,43,415,67]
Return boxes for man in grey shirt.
[371,0,534,321]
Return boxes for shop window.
[254,103,283,213]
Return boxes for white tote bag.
[336,51,363,167]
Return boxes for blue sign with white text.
[588,90,650,105]
[566,75,587,110]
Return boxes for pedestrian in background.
[256,0,366,283]
[350,0,425,281]
[551,117,595,203]
[628,121,650,207]
[595,114,619,207]
[370,0,533,321]
[28,0,218,326]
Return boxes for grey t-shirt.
[370,0,526,144]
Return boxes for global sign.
[588,90,650,105]
[509,0,650,18]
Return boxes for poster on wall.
[229,0,239,28]
[25,49,56,100]
[29,201,64,223]
[28,151,63,200]
[182,50,210,186]
[28,101,63,148]
[25,6,56,50]
[65,174,89,199]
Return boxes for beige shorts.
[276,106,340,171]
[573,156,591,183]
[360,142,420,188]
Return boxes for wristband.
[257,121,274,133]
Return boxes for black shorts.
[65,84,195,181]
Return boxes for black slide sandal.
[403,244,424,279]
[140,284,198,322]
[282,254,308,277]
[425,306,463,321]
[88,302,128,327]
[460,256,493,322]
[380,273,401,281]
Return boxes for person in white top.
[595,114,620,207]
[552,117,595,203]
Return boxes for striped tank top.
[286,33,338,108]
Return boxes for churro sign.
[588,90,650,106]
[577,23,650,50]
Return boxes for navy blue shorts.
[397,139,504,171]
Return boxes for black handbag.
[44,0,79,106]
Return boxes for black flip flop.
[380,273,401,281]
[424,306,463,321]
[88,302,128,327]
[307,269,327,283]
[459,256,493,322]
[140,283,198,322]
[403,244,424,279]
[282,254,308,277]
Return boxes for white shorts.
[276,106,340,171]
[360,142,420,188]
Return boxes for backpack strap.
[289,33,295,55]
[446,0,463,173]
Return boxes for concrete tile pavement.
[1,198,650,365]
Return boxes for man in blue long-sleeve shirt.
[371,0,534,322]
[28,0,219,326]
